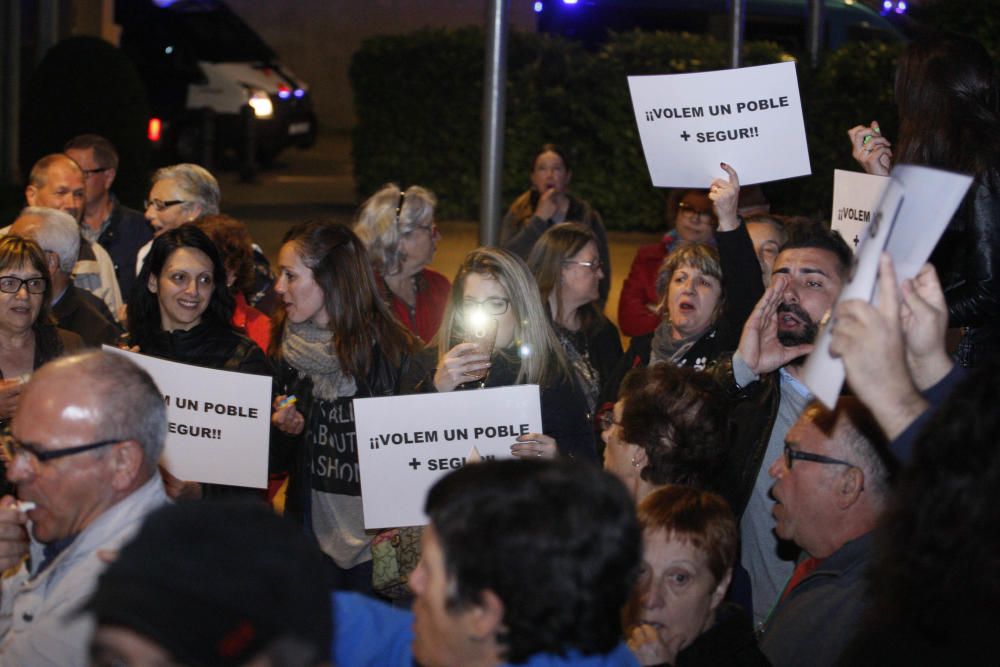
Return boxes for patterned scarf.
[649,319,702,367]
[281,320,357,401]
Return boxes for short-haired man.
[65,134,153,299]
[333,459,642,667]
[716,227,853,627]
[0,350,169,666]
[759,398,892,666]
[24,154,123,316]
[11,208,120,346]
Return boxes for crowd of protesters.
[0,29,993,667]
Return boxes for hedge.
[350,28,901,230]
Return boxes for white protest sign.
[355,385,542,529]
[104,346,271,488]
[627,61,810,187]
[831,169,890,253]
[803,165,973,408]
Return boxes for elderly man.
[11,208,120,346]
[758,398,892,666]
[0,350,169,666]
[715,227,853,627]
[23,154,123,315]
[64,135,152,298]
[334,459,641,667]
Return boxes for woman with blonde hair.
[354,184,450,342]
[403,247,597,461]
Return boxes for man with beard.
[714,228,852,629]
[22,154,123,316]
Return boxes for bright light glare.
[164,45,174,55]
[147,118,162,142]
[563,0,578,4]
[294,88,305,98]
[534,1,543,11]
[248,91,274,118]
[519,344,532,358]
[466,309,488,330]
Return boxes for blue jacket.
[332,592,639,667]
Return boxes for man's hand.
[738,274,814,375]
[848,122,892,176]
[0,496,29,572]
[899,262,952,390]
[709,162,740,232]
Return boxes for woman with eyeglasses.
[354,184,450,343]
[527,223,622,417]
[0,236,83,422]
[500,143,611,305]
[269,220,416,593]
[126,224,270,500]
[403,247,597,461]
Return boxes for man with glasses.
[21,154,123,317]
[0,350,169,666]
[757,397,892,667]
[65,135,153,299]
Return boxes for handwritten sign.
[104,346,271,488]
[355,385,542,529]
[803,165,973,408]
[628,61,810,187]
[831,169,890,253]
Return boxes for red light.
[148,118,162,142]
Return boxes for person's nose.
[682,277,696,295]
[274,274,287,295]
[781,280,799,305]
[184,279,200,297]
[6,453,34,484]
[641,580,664,610]
[768,454,786,479]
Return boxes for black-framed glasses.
[563,258,602,272]
[783,444,856,470]
[461,297,510,316]
[144,198,188,212]
[0,433,119,466]
[0,276,46,294]
[82,167,111,178]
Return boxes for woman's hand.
[709,162,740,232]
[848,122,892,176]
[159,466,203,501]
[433,343,491,392]
[0,379,23,421]
[510,433,558,459]
[271,395,305,435]
[627,623,686,666]
[533,188,565,221]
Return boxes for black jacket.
[52,284,121,347]
[99,197,153,298]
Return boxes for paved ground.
[220,132,661,329]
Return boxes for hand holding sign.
[510,433,558,459]
[897,263,952,390]
[847,122,892,177]
[708,162,740,231]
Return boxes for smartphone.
[461,316,499,380]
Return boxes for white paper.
[103,346,271,488]
[831,169,891,253]
[627,61,810,187]
[802,165,974,408]
[355,385,542,529]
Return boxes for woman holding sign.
[269,220,416,594]
[404,247,597,461]
[848,33,1000,367]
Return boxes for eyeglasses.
[144,198,188,212]
[404,222,437,237]
[0,276,47,294]
[677,202,711,216]
[82,167,110,178]
[460,297,510,316]
[598,410,621,432]
[563,258,602,272]
[0,433,119,466]
[783,444,856,470]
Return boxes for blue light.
[897,0,907,10]
[533,1,543,11]
[882,0,891,7]
[293,89,305,98]
[563,0,578,4]
[277,90,291,100]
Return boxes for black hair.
[425,459,640,662]
[128,224,235,350]
[778,226,853,280]
[532,143,571,173]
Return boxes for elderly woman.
[527,223,622,415]
[353,184,450,343]
[500,144,611,304]
[403,247,596,461]
[0,236,82,422]
[136,163,221,275]
[625,485,767,666]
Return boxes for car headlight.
[248,90,274,119]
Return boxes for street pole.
[807,0,825,68]
[729,0,746,69]
[479,0,509,246]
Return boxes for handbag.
[371,526,423,599]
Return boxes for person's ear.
[836,467,865,510]
[467,588,505,642]
[102,167,117,190]
[25,186,38,206]
[147,273,158,294]
[44,251,59,274]
[631,445,648,470]
[709,567,733,612]
[108,440,144,490]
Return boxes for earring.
[631,456,642,469]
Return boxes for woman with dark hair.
[404,247,596,461]
[625,485,767,666]
[848,33,1000,367]
[500,143,611,304]
[0,236,82,422]
[527,223,622,415]
[269,220,416,593]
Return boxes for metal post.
[37,0,61,58]
[479,0,509,246]
[728,0,746,69]
[0,1,21,186]
[807,0,825,68]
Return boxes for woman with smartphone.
[527,223,622,416]
[848,33,1000,367]
[403,247,597,462]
